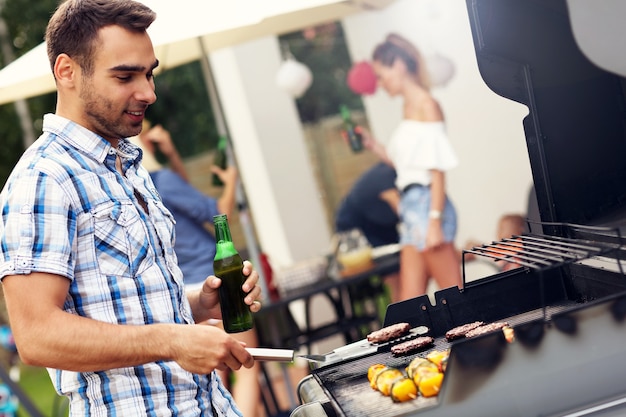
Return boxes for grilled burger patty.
[390,336,435,355]
[465,321,509,338]
[445,321,485,341]
[367,322,411,343]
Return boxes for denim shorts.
[399,185,457,251]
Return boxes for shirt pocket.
[149,200,184,286]
[92,201,152,278]
[149,200,176,255]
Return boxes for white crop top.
[386,120,458,190]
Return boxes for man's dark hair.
[45,0,156,77]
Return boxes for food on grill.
[369,349,448,403]
[366,322,411,343]
[406,357,439,382]
[406,354,446,397]
[367,363,386,388]
[503,325,515,343]
[390,336,434,355]
[445,321,485,340]
[367,364,387,389]
[390,377,418,402]
[418,371,444,397]
[375,367,404,396]
[426,350,450,373]
[465,321,509,338]
[368,365,418,402]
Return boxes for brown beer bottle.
[213,214,254,333]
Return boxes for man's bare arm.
[2,272,252,374]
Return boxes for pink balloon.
[347,61,377,95]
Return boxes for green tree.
[280,23,363,123]
[0,0,58,188]
[0,0,218,188]
[147,61,217,161]
[0,3,362,188]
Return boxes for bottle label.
[214,241,237,261]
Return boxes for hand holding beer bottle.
[340,105,364,153]
[213,214,254,333]
[212,136,229,187]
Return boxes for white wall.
[343,0,533,262]
[210,38,332,269]
[210,0,535,284]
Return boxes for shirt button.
[19,260,29,267]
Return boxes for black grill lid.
[466,0,626,228]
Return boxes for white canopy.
[0,0,393,105]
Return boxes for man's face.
[76,25,158,144]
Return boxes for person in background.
[132,123,263,417]
[335,162,400,248]
[335,162,401,302]
[0,1,262,415]
[133,121,238,286]
[360,33,462,301]
[463,213,527,272]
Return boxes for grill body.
[293,0,626,416]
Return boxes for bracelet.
[429,209,442,220]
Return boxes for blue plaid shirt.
[0,114,241,417]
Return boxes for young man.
[0,1,262,415]
[132,123,263,417]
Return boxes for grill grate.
[461,221,625,286]
[310,303,583,417]
[307,223,626,417]
[312,339,449,417]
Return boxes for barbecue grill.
[291,0,626,416]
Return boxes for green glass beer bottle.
[213,214,254,333]
[211,135,228,187]
[340,105,364,153]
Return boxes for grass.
[15,365,67,417]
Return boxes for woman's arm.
[426,169,446,249]
[379,188,401,215]
[357,127,394,166]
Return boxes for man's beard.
[80,79,142,141]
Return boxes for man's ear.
[54,53,78,88]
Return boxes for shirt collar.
[43,113,143,168]
[118,137,144,169]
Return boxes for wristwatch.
[429,209,442,220]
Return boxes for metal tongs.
[246,347,326,363]
[246,325,430,363]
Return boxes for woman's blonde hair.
[372,33,431,89]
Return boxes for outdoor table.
[254,253,399,414]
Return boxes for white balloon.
[275,59,313,98]
[426,53,456,87]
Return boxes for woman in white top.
[362,33,462,301]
